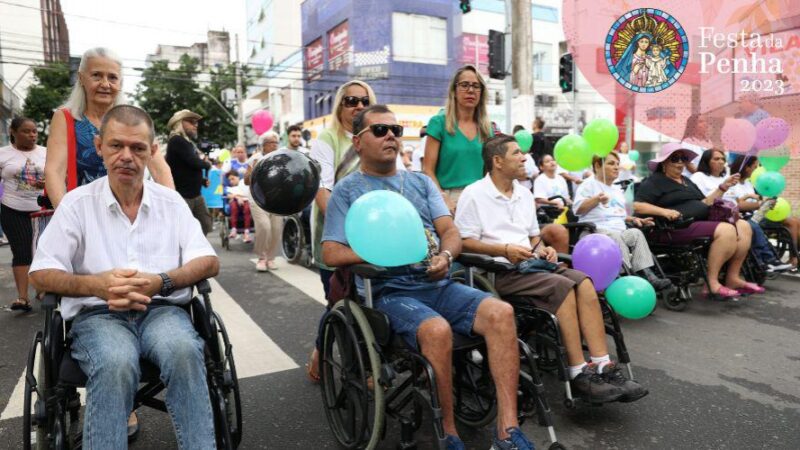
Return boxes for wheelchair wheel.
[211,311,242,449]
[23,331,47,450]
[220,216,230,250]
[660,286,688,312]
[453,346,497,427]
[281,215,303,264]
[320,301,384,450]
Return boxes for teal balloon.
[344,190,428,267]
[605,276,656,320]
[514,130,533,153]
[583,118,619,157]
[628,150,640,162]
[754,171,786,197]
[554,134,593,171]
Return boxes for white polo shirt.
[455,175,540,264]
[30,177,217,320]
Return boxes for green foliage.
[22,63,72,143]
[134,53,252,147]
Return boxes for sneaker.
[256,258,268,272]
[599,362,648,403]
[0,237,8,246]
[445,434,466,450]
[243,231,252,243]
[490,427,535,450]
[570,363,624,403]
[267,260,278,270]
[228,228,238,239]
[767,260,793,272]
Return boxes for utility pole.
[504,0,512,133]
[511,0,534,130]
[234,34,245,146]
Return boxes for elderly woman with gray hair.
[244,131,283,271]
[45,47,173,209]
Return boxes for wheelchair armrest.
[195,279,212,295]
[457,252,516,272]
[350,263,388,279]
[42,293,59,310]
[557,253,572,264]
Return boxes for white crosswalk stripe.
[0,277,299,421]
[250,257,327,306]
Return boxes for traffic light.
[559,53,574,93]
[488,30,506,80]
[459,0,471,14]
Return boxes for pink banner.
[305,38,323,82]
[328,21,350,71]
[460,33,489,75]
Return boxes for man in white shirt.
[455,135,647,405]
[29,105,219,449]
[411,126,427,172]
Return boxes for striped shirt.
[30,176,216,320]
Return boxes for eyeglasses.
[356,124,404,138]
[342,96,370,108]
[263,140,278,145]
[456,81,483,92]
[668,154,690,163]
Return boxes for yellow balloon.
[218,149,231,162]
[750,166,766,185]
[765,197,791,222]
[555,207,569,225]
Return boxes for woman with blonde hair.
[45,47,173,209]
[423,64,493,212]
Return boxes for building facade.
[146,30,231,70]
[40,0,69,63]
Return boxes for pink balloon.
[755,117,790,150]
[720,118,757,153]
[251,110,274,135]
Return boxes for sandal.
[306,349,320,384]
[702,286,740,300]
[127,411,140,442]
[10,298,32,312]
[735,282,765,295]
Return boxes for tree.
[199,63,253,147]
[134,54,204,138]
[22,62,72,143]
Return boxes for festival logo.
[605,8,689,93]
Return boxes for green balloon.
[554,134,592,171]
[750,166,766,185]
[628,150,640,162]
[759,155,790,171]
[765,197,791,222]
[605,276,656,320]
[514,130,533,153]
[754,171,786,197]
[583,118,619,157]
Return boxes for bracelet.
[718,183,728,193]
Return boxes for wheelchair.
[451,253,635,410]
[319,263,564,450]
[281,205,313,267]
[22,280,242,449]
[757,219,798,267]
[219,197,255,250]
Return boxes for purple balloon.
[755,117,790,150]
[572,234,623,291]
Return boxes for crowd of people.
[1,46,794,450]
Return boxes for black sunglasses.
[668,154,690,163]
[357,123,404,138]
[342,96,370,108]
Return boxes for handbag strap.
[62,108,79,191]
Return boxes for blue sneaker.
[491,427,536,450]
[445,434,466,450]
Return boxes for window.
[532,42,553,83]
[392,13,447,65]
[532,4,559,23]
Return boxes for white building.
[245,0,304,144]
[146,31,231,70]
[0,0,46,103]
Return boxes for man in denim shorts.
[321,104,534,450]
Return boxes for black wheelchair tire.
[211,311,243,449]
[23,331,47,450]
[320,301,384,450]
[281,215,303,264]
[220,216,230,250]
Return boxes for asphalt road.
[1,235,799,450]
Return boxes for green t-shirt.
[426,111,493,189]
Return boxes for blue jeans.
[748,219,776,264]
[69,305,215,450]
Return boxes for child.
[225,172,252,243]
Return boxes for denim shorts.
[373,280,491,350]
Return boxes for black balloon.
[250,149,320,215]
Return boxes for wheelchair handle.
[195,279,212,295]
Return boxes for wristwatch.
[158,273,175,297]
[441,250,454,266]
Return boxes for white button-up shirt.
[455,175,540,264]
[30,177,216,320]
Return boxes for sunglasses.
[342,96,370,108]
[356,123,404,138]
[668,154,690,163]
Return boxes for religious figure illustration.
[645,42,677,86]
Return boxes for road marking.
[0,277,298,421]
[251,257,327,306]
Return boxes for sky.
[61,0,248,98]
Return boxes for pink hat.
[647,142,700,172]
